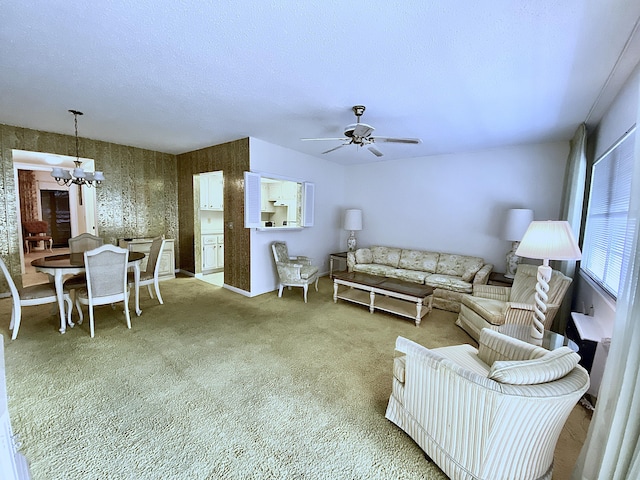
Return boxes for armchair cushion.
[489,347,581,385]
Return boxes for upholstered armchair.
[271,241,319,303]
[386,329,589,480]
[456,264,572,341]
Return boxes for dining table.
[31,251,145,334]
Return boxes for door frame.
[13,156,98,274]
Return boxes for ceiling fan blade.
[368,145,384,157]
[371,137,422,144]
[322,144,347,154]
[301,137,349,142]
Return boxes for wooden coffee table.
[332,271,433,326]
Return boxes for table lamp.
[516,221,581,345]
[503,208,534,278]
[344,209,363,252]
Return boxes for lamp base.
[505,241,521,278]
[347,231,357,252]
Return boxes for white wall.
[249,138,346,296]
[343,142,570,271]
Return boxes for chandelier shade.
[51,110,104,187]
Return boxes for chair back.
[84,245,129,301]
[0,257,20,302]
[271,242,289,264]
[69,233,104,253]
[144,236,166,276]
[23,220,49,236]
[510,264,572,305]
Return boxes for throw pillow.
[355,248,373,264]
[488,347,580,385]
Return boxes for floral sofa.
[347,246,493,312]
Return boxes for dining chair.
[74,245,131,338]
[127,236,165,305]
[68,233,104,253]
[0,256,72,340]
[23,220,53,254]
[64,233,106,303]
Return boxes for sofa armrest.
[473,263,493,285]
[478,328,547,365]
[472,284,511,301]
[347,251,356,272]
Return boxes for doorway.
[40,189,72,247]
[194,171,224,287]
[12,149,98,277]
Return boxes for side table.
[497,324,578,352]
[488,271,514,287]
[329,252,348,278]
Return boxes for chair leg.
[147,284,154,299]
[278,284,284,298]
[10,305,21,341]
[314,277,319,291]
[89,305,95,338]
[75,298,84,324]
[24,240,30,254]
[123,299,132,329]
[154,281,163,305]
[64,295,74,328]
[303,284,308,303]
[48,239,53,252]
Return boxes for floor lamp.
[344,209,362,252]
[515,221,581,345]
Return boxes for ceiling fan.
[301,105,422,157]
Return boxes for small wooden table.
[333,271,433,326]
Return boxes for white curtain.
[572,91,640,479]
[556,123,587,333]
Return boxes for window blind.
[582,127,636,298]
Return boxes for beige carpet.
[1,275,590,479]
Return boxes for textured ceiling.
[2,1,640,166]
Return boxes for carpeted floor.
[1,274,590,479]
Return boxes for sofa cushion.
[425,274,473,293]
[398,250,439,273]
[436,253,484,279]
[488,347,580,385]
[387,269,428,284]
[355,248,373,264]
[353,264,397,277]
[460,257,485,282]
[371,246,402,268]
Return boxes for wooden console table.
[333,271,433,326]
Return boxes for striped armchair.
[385,329,589,480]
[456,264,572,341]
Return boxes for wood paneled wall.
[177,138,251,292]
[0,124,178,288]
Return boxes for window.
[581,126,636,299]
[243,172,315,229]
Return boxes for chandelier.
[51,110,105,187]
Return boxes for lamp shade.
[503,208,534,241]
[344,209,362,231]
[515,221,582,261]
